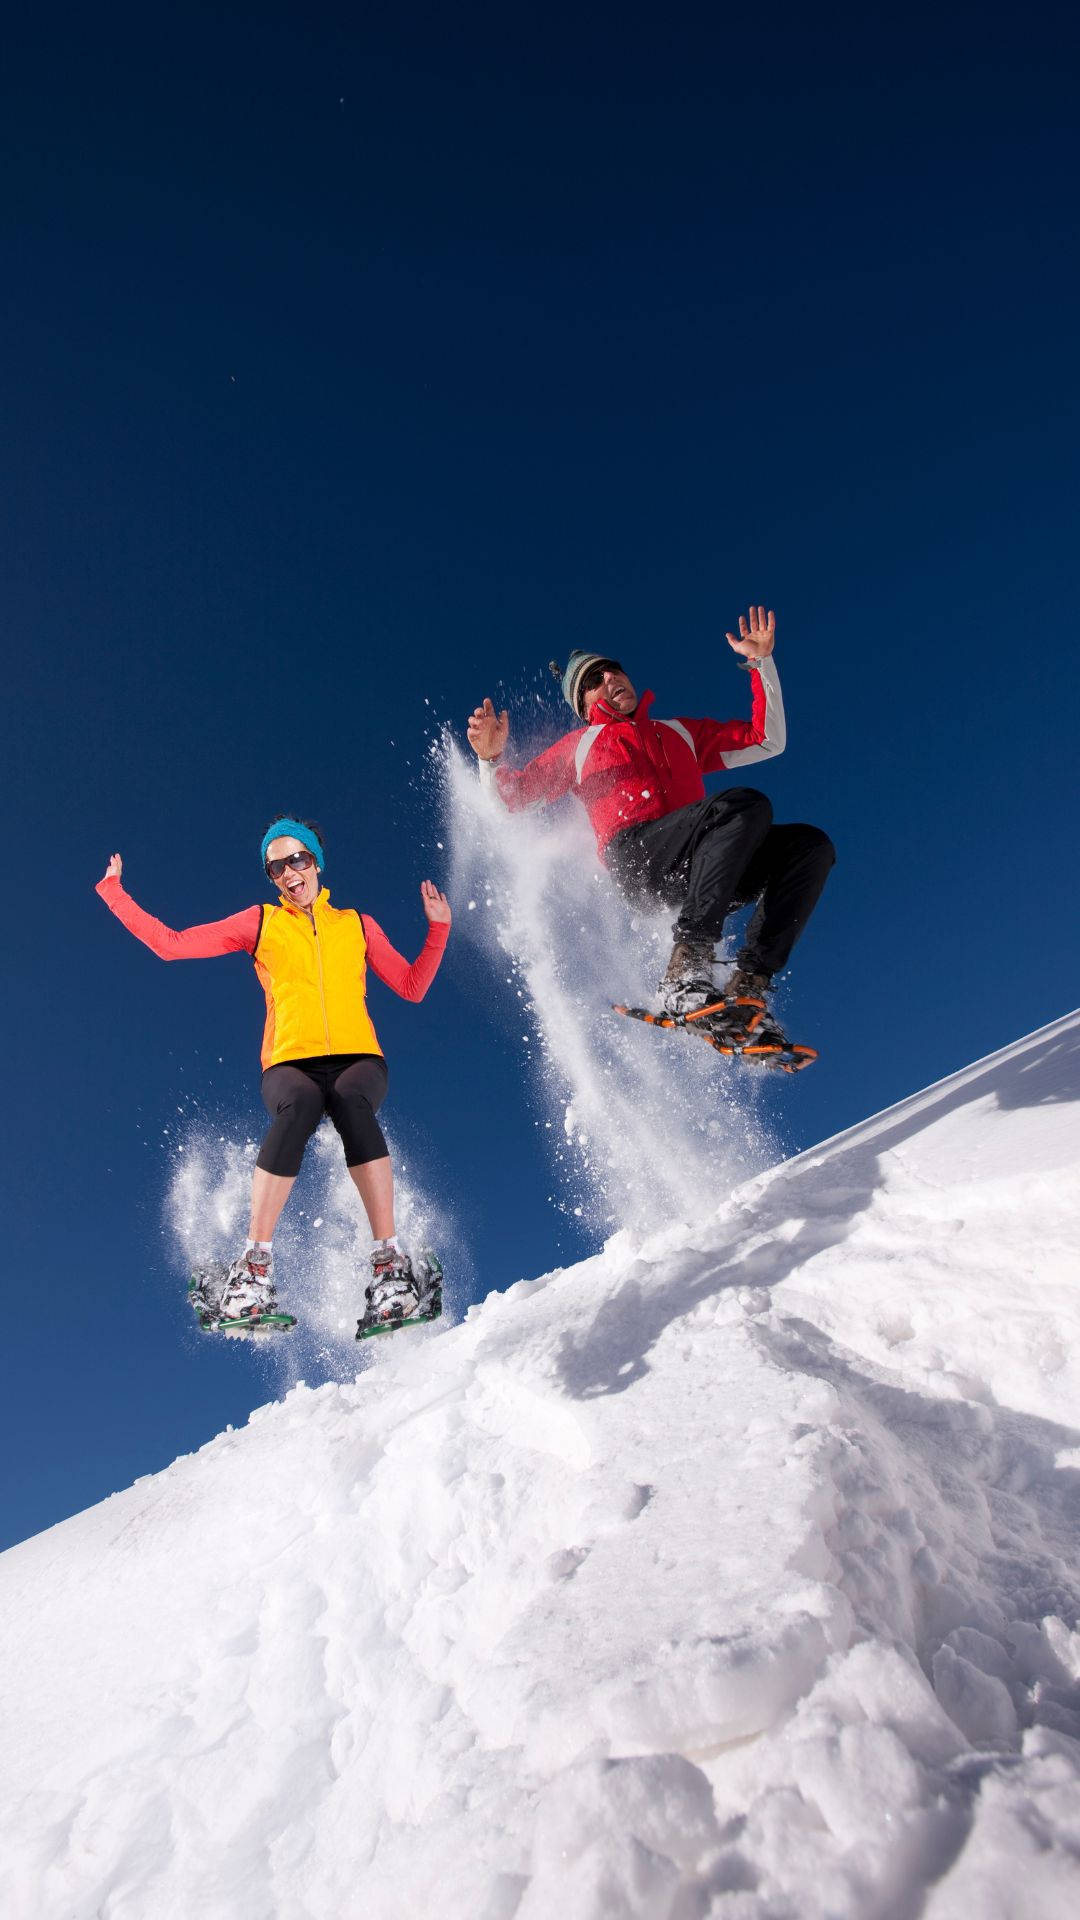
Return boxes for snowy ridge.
[3,1012,1080,1917]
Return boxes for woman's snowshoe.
[188,1261,297,1336]
[356,1250,444,1340]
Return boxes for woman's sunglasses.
[266,849,317,880]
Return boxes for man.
[466,607,834,1058]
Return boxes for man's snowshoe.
[189,1263,297,1337]
[613,995,817,1073]
[356,1250,443,1340]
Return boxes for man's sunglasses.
[266,849,317,880]
[580,659,623,696]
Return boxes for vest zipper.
[312,915,332,1052]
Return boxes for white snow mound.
[3,1012,1080,1918]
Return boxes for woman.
[96,816,452,1331]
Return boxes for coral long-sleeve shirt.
[96,875,450,1066]
[95,876,448,999]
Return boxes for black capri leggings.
[256,1053,390,1178]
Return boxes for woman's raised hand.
[420,880,452,925]
[102,853,123,883]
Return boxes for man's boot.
[722,963,789,1051]
[659,936,716,1018]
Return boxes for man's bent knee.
[795,825,835,868]
[713,788,774,830]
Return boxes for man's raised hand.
[467,697,509,762]
[101,853,123,883]
[726,606,776,663]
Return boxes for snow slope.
[3,1011,1080,1918]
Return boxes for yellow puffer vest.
[253,888,381,1068]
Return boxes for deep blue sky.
[4,1,1078,1548]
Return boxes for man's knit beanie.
[560,651,619,720]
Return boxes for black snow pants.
[604,788,835,979]
[256,1054,390,1178]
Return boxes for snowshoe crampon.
[188,1266,297,1337]
[356,1252,443,1341]
[612,997,817,1073]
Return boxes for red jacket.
[482,657,786,857]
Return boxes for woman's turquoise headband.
[260,819,325,871]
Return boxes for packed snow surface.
[3,1011,1080,1917]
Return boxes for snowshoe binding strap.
[613,994,766,1033]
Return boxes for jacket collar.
[277,884,331,918]
[587,689,655,726]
